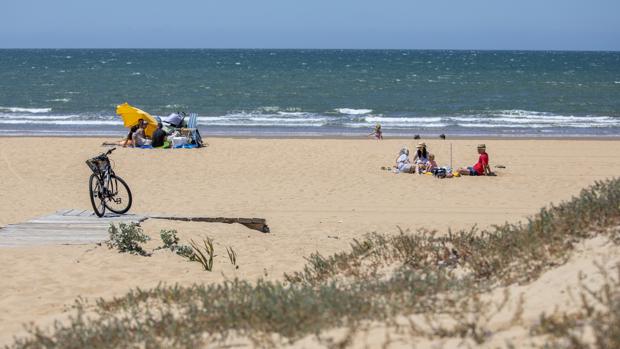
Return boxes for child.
[424,153,438,173]
[369,123,383,140]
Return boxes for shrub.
[158,229,195,260]
[159,229,179,248]
[106,223,150,256]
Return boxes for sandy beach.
[1,137,620,346]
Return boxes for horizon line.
[1,47,619,53]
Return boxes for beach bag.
[171,136,188,148]
[433,168,447,179]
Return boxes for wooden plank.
[0,209,148,247]
[148,215,270,233]
[1,227,110,234]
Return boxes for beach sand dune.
[1,137,620,345]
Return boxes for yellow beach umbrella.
[115,102,158,137]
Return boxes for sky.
[1,0,619,50]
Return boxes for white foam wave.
[449,110,620,128]
[47,98,71,103]
[366,116,442,124]
[344,122,448,129]
[335,108,372,115]
[0,107,52,113]
[0,119,122,126]
[277,112,309,117]
[457,123,546,129]
[0,114,78,120]
[164,104,187,109]
[195,114,327,127]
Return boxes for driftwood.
[150,216,270,233]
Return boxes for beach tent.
[116,103,158,137]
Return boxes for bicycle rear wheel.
[104,175,132,214]
[89,174,106,217]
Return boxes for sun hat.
[477,144,486,149]
[416,142,426,148]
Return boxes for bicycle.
[85,147,132,217]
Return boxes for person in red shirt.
[458,144,491,176]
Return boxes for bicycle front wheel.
[89,174,106,217]
[104,175,132,214]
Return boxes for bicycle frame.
[92,159,120,204]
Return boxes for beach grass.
[6,178,620,348]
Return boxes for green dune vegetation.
[7,178,620,349]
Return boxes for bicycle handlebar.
[94,147,116,160]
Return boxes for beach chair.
[181,112,204,147]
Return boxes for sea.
[0,49,619,137]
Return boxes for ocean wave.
[164,104,187,109]
[0,108,618,132]
[0,114,78,120]
[366,116,442,124]
[335,108,372,115]
[195,113,327,127]
[0,107,52,113]
[277,111,309,117]
[457,123,547,129]
[197,116,325,124]
[0,119,121,126]
[491,116,618,125]
[493,110,616,122]
[47,98,71,103]
[344,122,448,129]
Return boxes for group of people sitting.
[108,112,202,149]
[395,142,491,177]
[114,119,167,148]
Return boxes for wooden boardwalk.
[0,209,147,247]
[0,209,270,248]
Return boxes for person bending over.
[458,144,491,176]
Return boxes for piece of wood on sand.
[148,215,270,233]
